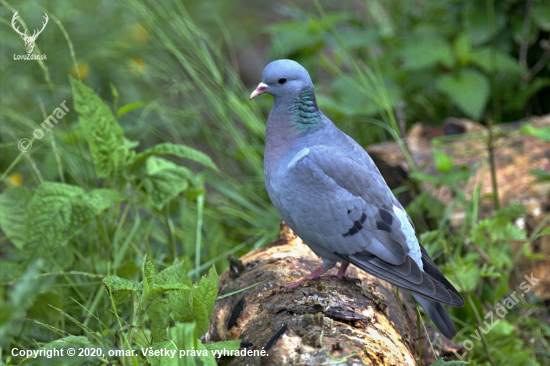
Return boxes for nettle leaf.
[148,296,170,343]
[141,259,190,314]
[436,69,490,120]
[170,266,218,337]
[25,183,118,255]
[70,77,127,178]
[401,25,454,70]
[192,266,218,337]
[133,142,218,172]
[102,275,137,304]
[0,187,32,249]
[144,157,193,209]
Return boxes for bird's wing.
[288,145,462,306]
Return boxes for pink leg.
[285,264,335,289]
[337,262,350,279]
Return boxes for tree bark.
[210,223,460,366]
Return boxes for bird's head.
[250,59,314,101]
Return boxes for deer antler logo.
[11,11,48,54]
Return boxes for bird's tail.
[413,294,457,339]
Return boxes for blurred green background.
[1,0,549,365]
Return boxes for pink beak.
[250,82,268,100]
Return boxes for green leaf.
[25,183,118,255]
[402,25,454,70]
[429,359,473,365]
[70,77,127,178]
[144,157,193,209]
[0,188,32,249]
[204,340,241,352]
[537,227,550,238]
[463,0,507,45]
[102,275,137,304]
[170,266,218,337]
[134,142,218,171]
[117,102,146,117]
[432,148,454,173]
[533,1,550,31]
[172,323,198,366]
[520,124,550,143]
[192,266,218,337]
[141,258,191,316]
[0,260,53,342]
[148,296,170,343]
[470,48,524,75]
[436,69,490,120]
[146,341,178,366]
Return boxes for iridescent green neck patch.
[293,87,321,132]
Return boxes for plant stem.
[487,120,500,209]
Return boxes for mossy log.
[209,223,461,366]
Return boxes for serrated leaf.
[170,266,218,337]
[134,142,218,171]
[70,77,127,178]
[0,188,32,249]
[102,275,137,304]
[144,157,193,209]
[25,183,117,255]
[193,266,218,337]
[148,296,170,343]
[436,69,490,120]
[402,25,454,69]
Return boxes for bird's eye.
[278,78,287,85]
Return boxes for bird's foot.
[284,264,334,290]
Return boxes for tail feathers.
[413,294,457,339]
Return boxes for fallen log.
[209,223,462,365]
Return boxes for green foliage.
[103,259,235,366]
[25,183,119,256]
[267,0,549,142]
[411,145,546,365]
[70,77,127,179]
[1,0,548,365]
[436,69,490,120]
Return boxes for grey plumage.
[251,59,464,339]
